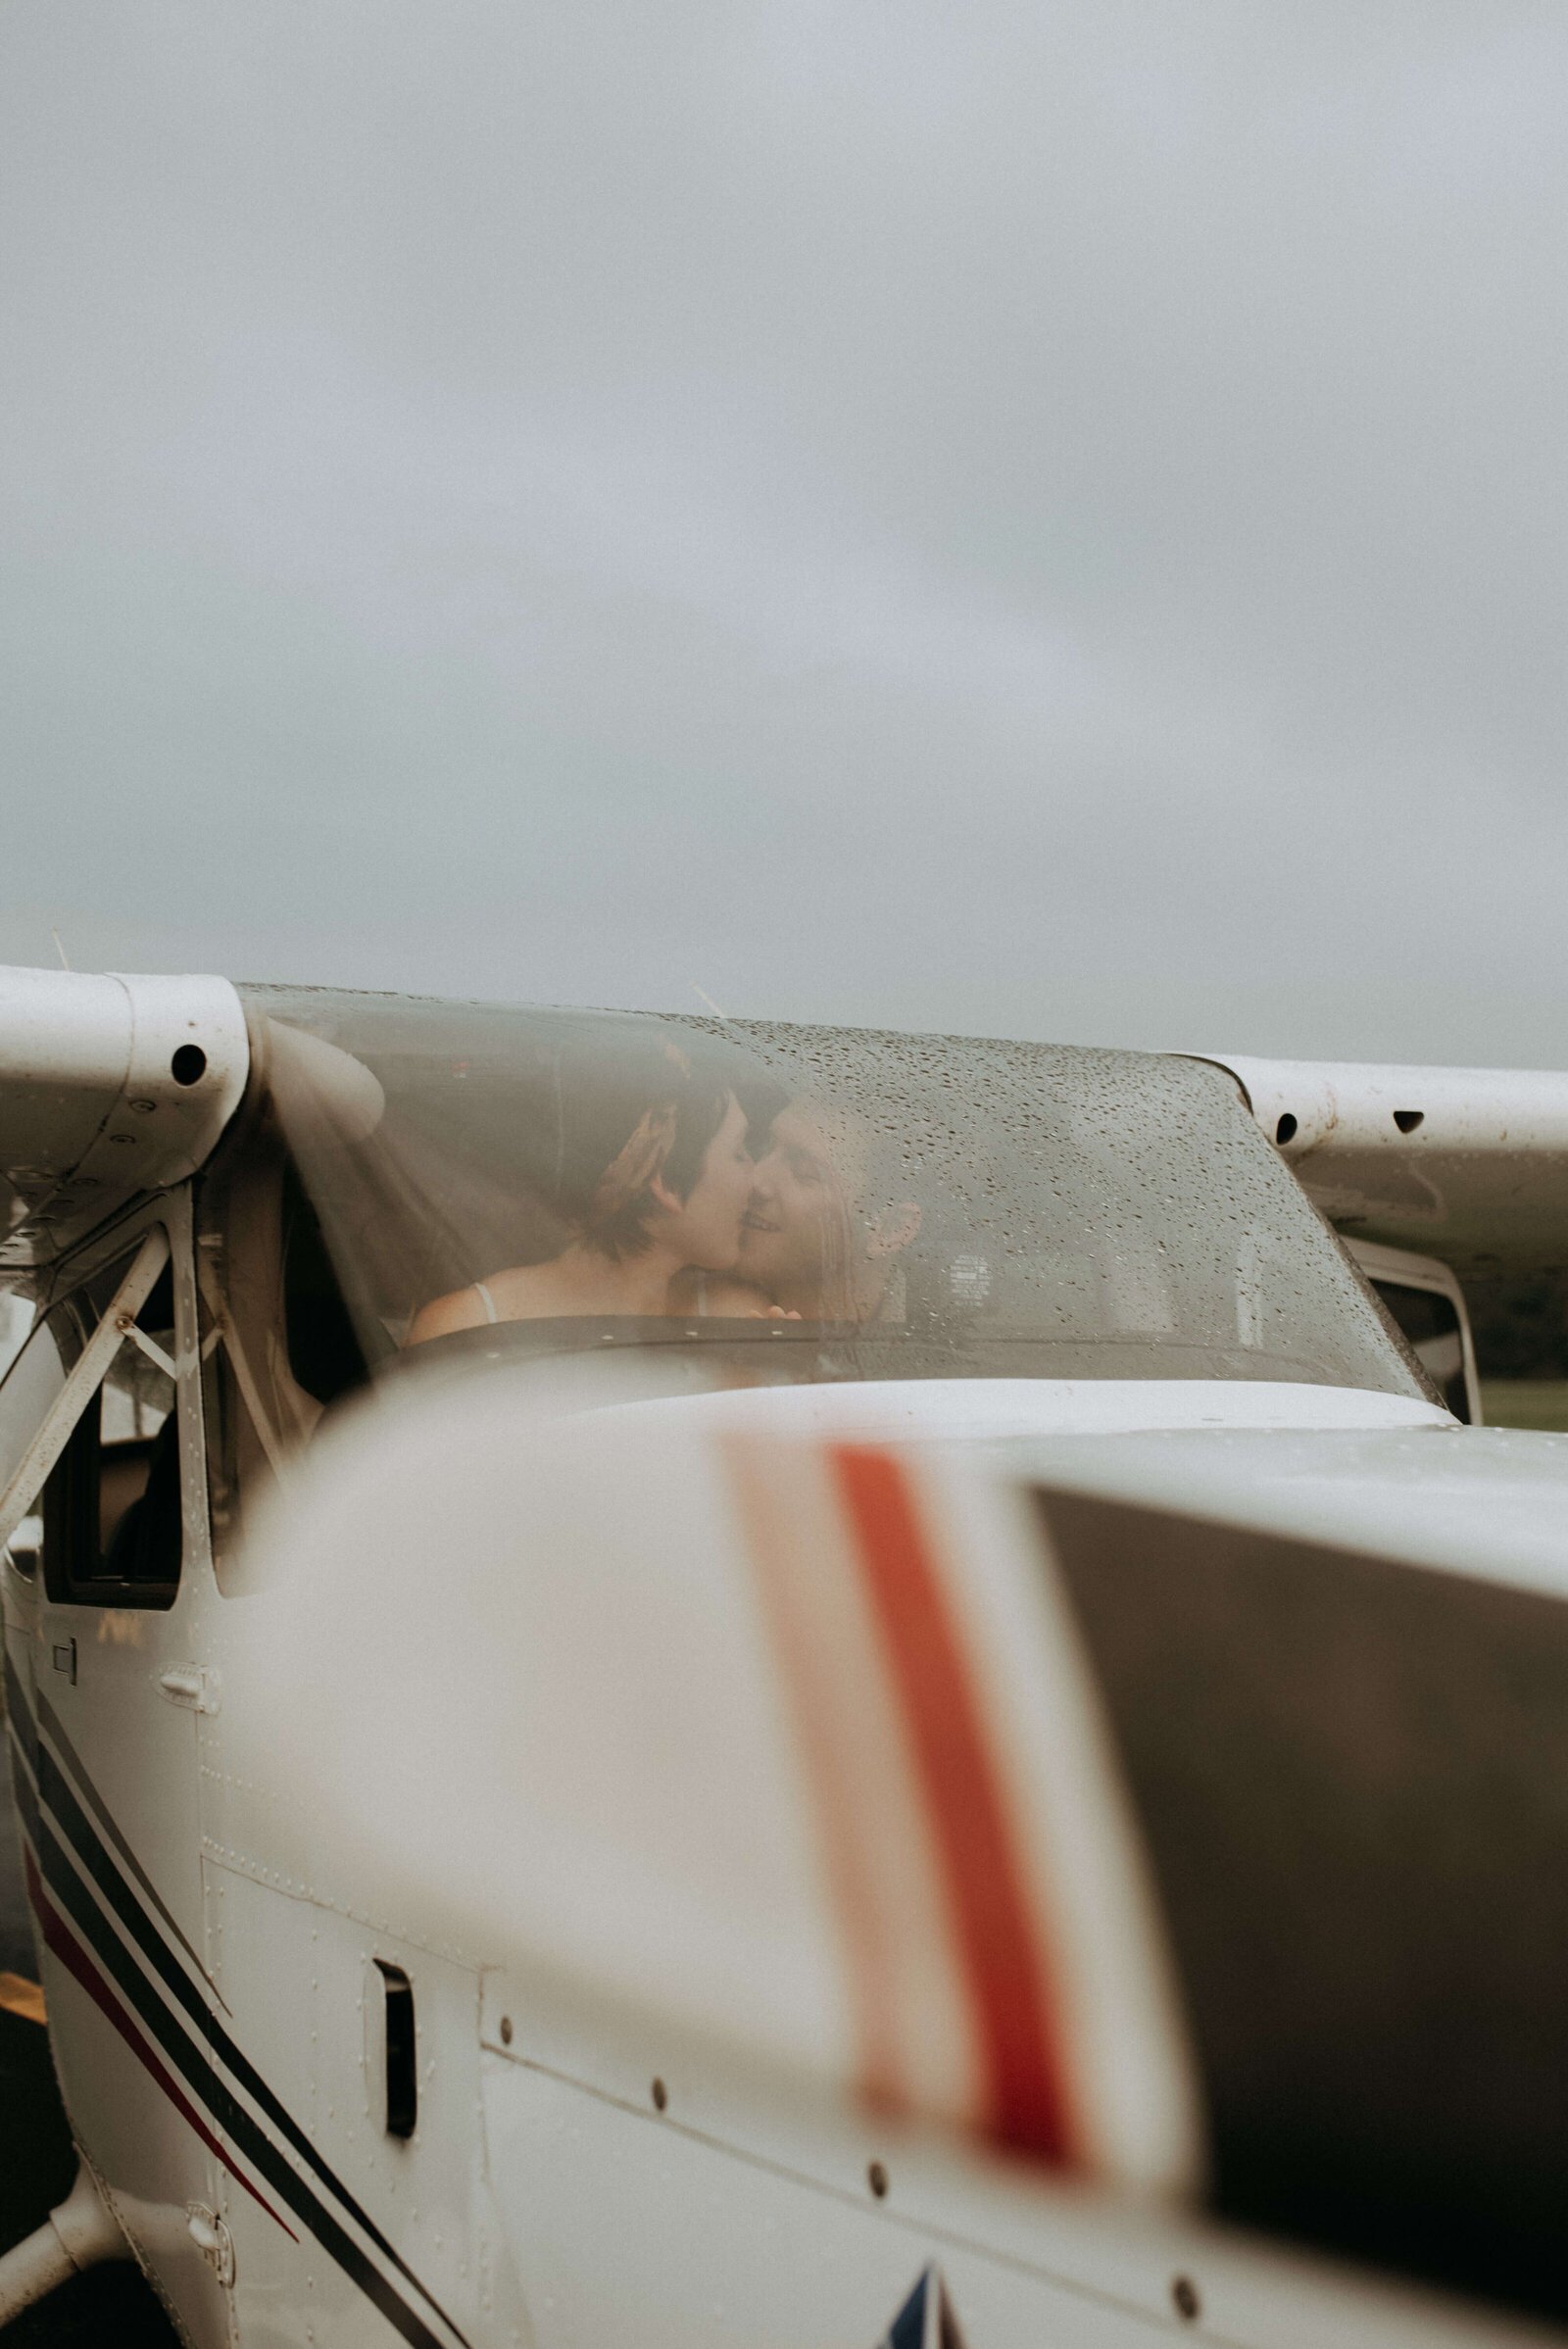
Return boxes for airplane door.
[17,1196,234,2346]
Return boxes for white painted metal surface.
[9,1337,1565,2345]
[590,1374,1453,1444]
[1193,1052,1568,1272]
[0,966,248,1268]
[988,1421,1568,1600]
[479,2037,1552,2349]
[185,1371,1561,2349]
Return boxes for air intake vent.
[374,1961,417,2139]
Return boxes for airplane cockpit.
[0,979,1441,1617]
[224,998,1428,1353]
[163,988,1439,1567]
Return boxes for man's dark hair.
[509,1027,779,1261]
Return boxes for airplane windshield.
[224,989,1423,1408]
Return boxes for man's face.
[737,1105,859,1308]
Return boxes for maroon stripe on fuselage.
[24,1844,297,2239]
[831,1444,1077,2161]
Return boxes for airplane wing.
[1191,1053,1568,1274]
[5,964,1564,1285]
[0,966,249,1275]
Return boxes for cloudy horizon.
[4,3,1566,1065]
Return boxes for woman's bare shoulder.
[405,1284,486,1346]
[406,1264,570,1346]
[671,1271,795,1318]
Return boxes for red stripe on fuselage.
[831,1444,1077,2162]
[24,1845,297,2238]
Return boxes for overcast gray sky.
[3,2,1566,1061]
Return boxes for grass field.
[1479,1381,1568,1432]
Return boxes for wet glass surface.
[236,989,1424,1404]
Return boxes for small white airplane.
[3,962,1568,2348]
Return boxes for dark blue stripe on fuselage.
[32,1672,220,2003]
[8,1649,470,2349]
[5,1645,37,1780]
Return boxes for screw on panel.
[866,2161,888,2199]
[1171,2275,1200,2322]
[651,2078,667,2112]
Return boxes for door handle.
[157,1664,219,1714]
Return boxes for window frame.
[41,1278,182,1609]
[5,1192,214,1612]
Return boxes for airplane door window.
[1370,1280,1471,1424]
[0,1310,68,1576]
[39,1256,183,1606]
